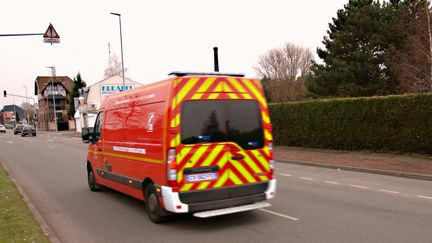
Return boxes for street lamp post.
[47,66,57,131]
[110,12,126,92]
[23,85,29,123]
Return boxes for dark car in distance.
[21,125,36,137]
[14,124,24,135]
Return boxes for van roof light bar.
[168,72,245,77]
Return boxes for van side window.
[93,112,104,142]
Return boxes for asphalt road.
[1,131,431,243]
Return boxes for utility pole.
[47,66,57,131]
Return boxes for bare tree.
[255,42,314,102]
[104,54,129,79]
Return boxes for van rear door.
[178,99,271,192]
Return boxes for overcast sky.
[0,0,347,109]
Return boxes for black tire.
[145,186,170,223]
[33,133,36,136]
[21,133,25,137]
[87,167,101,191]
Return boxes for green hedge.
[268,93,432,154]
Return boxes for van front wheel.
[145,186,169,223]
[87,168,101,191]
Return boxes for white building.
[75,75,142,132]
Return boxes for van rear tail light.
[167,148,178,187]
[269,159,275,179]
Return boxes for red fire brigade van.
[82,72,276,223]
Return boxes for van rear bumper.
[160,179,276,214]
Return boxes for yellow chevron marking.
[173,78,181,88]
[171,98,176,111]
[184,146,209,169]
[251,150,270,171]
[214,169,229,188]
[213,82,224,92]
[197,77,216,92]
[170,113,180,128]
[170,134,181,147]
[197,181,211,190]
[228,93,239,99]
[208,93,219,99]
[174,78,199,109]
[217,153,229,168]
[222,82,233,92]
[191,93,203,100]
[263,146,271,157]
[243,155,263,173]
[180,183,193,191]
[259,175,269,181]
[265,129,273,140]
[229,171,243,185]
[243,79,267,107]
[262,112,270,124]
[177,147,193,165]
[242,93,252,99]
[228,78,247,92]
[201,145,225,167]
[231,161,256,183]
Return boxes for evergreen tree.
[306,0,400,97]
[67,73,86,118]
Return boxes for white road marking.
[299,177,314,181]
[279,173,292,177]
[259,209,299,221]
[349,184,368,189]
[417,195,432,200]
[324,181,340,185]
[379,189,400,194]
[47,140,53,142]
[7,141,13,144]
[48,146,55,149]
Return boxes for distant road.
[1,131,431,243]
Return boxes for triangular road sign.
[43,23,60,38]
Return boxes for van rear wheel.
[145,186,169,223]
[87,168,101,191]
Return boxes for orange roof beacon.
[82,72,276,223]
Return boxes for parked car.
[14,124,24,135]
[5,124,13,129]
[0,124,6,133]
[21,125,36,137]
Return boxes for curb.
[276,159,432,181]
[0,163,61,243]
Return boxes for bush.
[268,93,432,154]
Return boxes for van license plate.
[186,172,217,182]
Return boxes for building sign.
[101,85,134,96]
[44,84,67,98]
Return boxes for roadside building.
[1,105,25,126]
[35,76,73,131]
[75,75,142,132]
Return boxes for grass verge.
[0,163,50,243]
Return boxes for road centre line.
[7,141,13,144]
[279,173,292,177]
[47,140,53,142]
[259,209,299,221]
[48,146,55,149]
[324,181,340,185]
[379,189,400,194]
[349,184,368,189]
[299,177,314,181]
[417,195,432,200]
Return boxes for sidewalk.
[275,146,432,181]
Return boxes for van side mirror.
[82,127,94,144]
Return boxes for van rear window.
[181,100,264,150]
